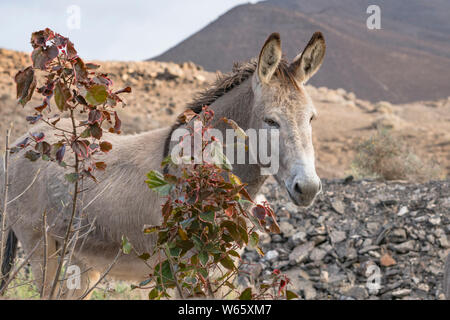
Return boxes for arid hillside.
[0,48,449,179]
[153,0,450,104]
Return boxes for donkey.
[0,32,326,299]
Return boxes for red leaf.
[99,141,112,152]
[55,144,65,163]
[114,86,131,94]
[31,45,59,70]
[95,161,107,171]
[15,66,36,106]
[30,132,45,142]
[73,58,88,82]
[252,205,266,220]
[88,109,102,124]
[113,111,121,133]
[30,29,54,48]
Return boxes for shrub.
[351,127,442,182]
[4,28,131,298]
[140,107,297,300]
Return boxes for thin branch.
[0,125,11,279]
[82,181,113,210]
[40,210,48,298]
[48,108,80,299]
[6,167,41,205]
[0,238,42,296]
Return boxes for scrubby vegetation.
[351,127,442,182]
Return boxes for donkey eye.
[263,118,280,128]
[310,115,315,123]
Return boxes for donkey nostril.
[294,183,302,194]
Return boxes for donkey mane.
[186,58,298,115]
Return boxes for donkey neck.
[208,79,268,197]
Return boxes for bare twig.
[49,109,81,299]
[40,210,48,298]
[0,238,42,296]
[0,126,12,279]
[6,167,41,205]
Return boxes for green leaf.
[250,232,259,248]
[24,150,40,162]
[160,260,174,283]
[145,170,172,196]
[286,290,299,300]
[138,253,150,260]
[170,247,182,257]
[148,288,158,300]
[80,127,91,138]
[121,236,132,254]
[64,172,79,183]
[219,255,235,271]
[139,279,151,287]
[208,140,232,171]
[238,225,248,244]
[143,225,160,234]
[220,221,240,243]
[191,235,203,251]
[228,250,240,258]
[199,211,215,224]
[85,84,108,106]
[54,81,71,111]
[199,251,209,266]
[198,268,208,278]
[239,287,252,300]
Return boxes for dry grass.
[351,127,442,182]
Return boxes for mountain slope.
[152,1,450,103]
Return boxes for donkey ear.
[290,32,326,84]
[257,33,282,84]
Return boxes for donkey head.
[251,32,326,207]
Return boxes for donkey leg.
[58,257,100,300]
[19,234,59,298]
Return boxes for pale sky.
[0,0,258,61]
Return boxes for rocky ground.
[239,178,450,300]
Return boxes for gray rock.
[298,280,317,300]
[331,199,345,214]
[289,242,315,265]
[391,240,416,253]
[271,234,283,243]
[279,221,295,238]
[391,288,411,297]
[343,286,369,299]
[438,235,449,248]
[389,228,407,243]
[289,231,307,247]
[367,222,380,235]
[265,250,279,261]
[330,230,346,244]
[310,248,327,262]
